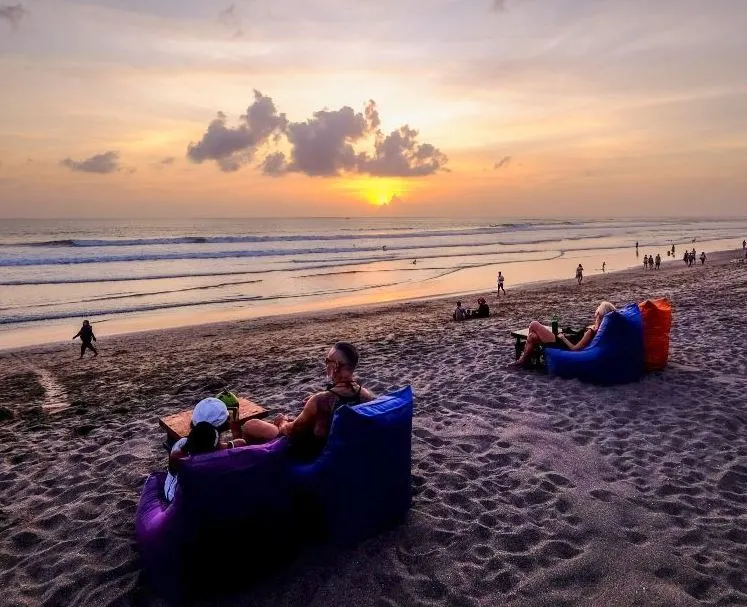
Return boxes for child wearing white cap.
[164,397,245,501]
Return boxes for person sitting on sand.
[165,397,246,501]
[453,301,466,321]
[72,320,98,359]
[242,342,375,461]
[475,297,490,318]
[512,302,617,367]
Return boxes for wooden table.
[158,397,268,449]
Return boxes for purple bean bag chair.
[292,385,414,545]
[545,303,644,385]
[135,439,293,601]
[135,386,414,600]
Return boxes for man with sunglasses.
[242,342,374,460]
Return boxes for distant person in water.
[242,342,374,461]
[497,271,506,297]
[72,320,97,358]
[412,259,417,265]
[575,264,584,284]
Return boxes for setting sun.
[334,176,411,207]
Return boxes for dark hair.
[456,301,462,306]
[333,342,359,370]
[184,421,219,455]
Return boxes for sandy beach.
[1,250,746,607]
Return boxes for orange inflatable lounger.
[638,298,672,371]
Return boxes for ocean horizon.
[1,216,745,349]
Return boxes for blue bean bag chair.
[135,439,294,601]
[292,385,414,545]
[545,303,644,385]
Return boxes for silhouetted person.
[73,320,97,358]
[671,244,675,256]
[643,255,648,269]
[602,261,606,272]
[700,251,706,265]
[497,271,506,297]
[655,254,661,270]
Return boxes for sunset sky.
[1,0,746,218]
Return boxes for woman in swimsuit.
[512,301,617,367]
[242,342,375,460]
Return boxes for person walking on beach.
[742,239,745,250]
[655,254,661,270]
[601,261,606,272]
[496,271,506,297]
[700,251,706,265]
[671,244,676,256]
[575,264,583,285]
[643,255,648,270]
[72,320,98,358]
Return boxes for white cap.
[191,397,229,428]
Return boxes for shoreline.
[3,245,743,354]
[0,247,746,605]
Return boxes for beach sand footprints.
[1,356,71,417]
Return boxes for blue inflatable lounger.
[292,385,415,545]
[545,303,645,385]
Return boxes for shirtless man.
[242,342,375,459]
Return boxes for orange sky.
[1,0,746,218]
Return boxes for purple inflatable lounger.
[135,385,414,600]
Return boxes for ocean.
[1,217,745,349]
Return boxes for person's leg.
[80,343,86,358]
[515,331,541,366]
[529,320,556,344]
[90,342,98,356]
[242,419,280,444]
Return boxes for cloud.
[191,94,447,178]
[494,156,512,169]
[0,3,27,30]
[160,156,175,165]
[279,103,375,176]
[218,3,243,38]
[490,0,506,13]
[60,151,120,174]
[187,90,288,172]
[359,126,448,177]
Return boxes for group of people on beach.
[642,254,661,270]
[165,342,374,501]
[453,298,490,321]
[683,249,705,266]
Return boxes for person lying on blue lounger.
[512,301,616,367]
